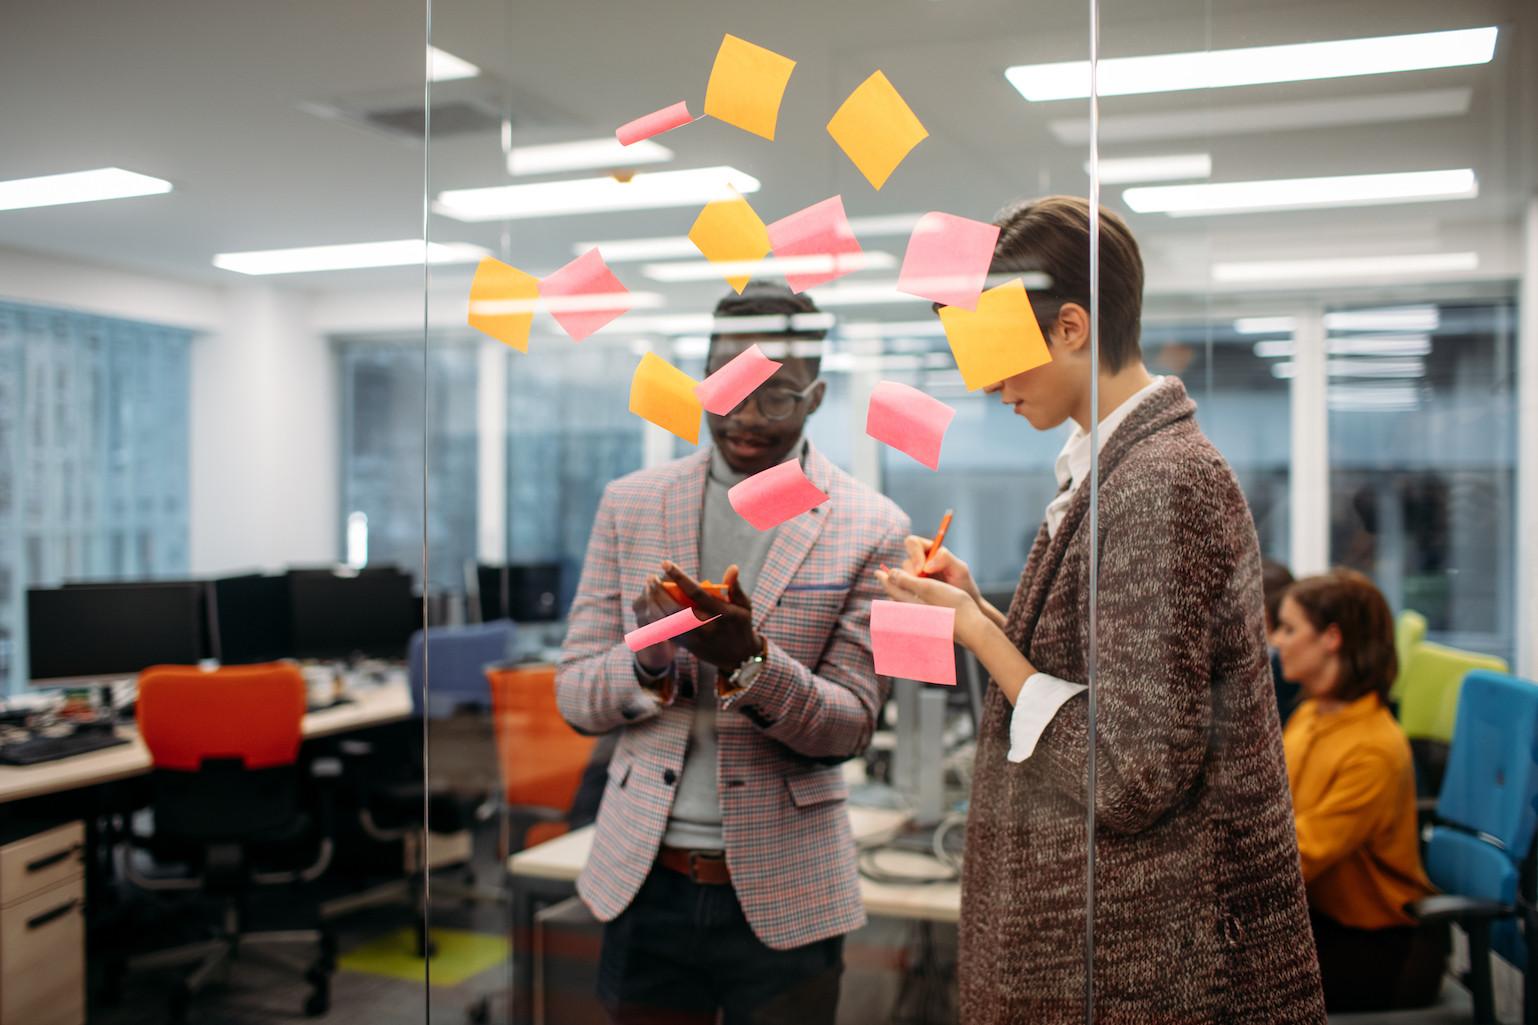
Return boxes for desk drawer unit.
[0,822,85,1025]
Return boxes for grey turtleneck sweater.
[659,441,795,850]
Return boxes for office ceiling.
[0,0,1532,322]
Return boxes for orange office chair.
[114,664,336,1023]
[485,665,598,851]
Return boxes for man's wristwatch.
[717,635,768,706]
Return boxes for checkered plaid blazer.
[556,444,909,950]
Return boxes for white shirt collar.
[1053,375,1167,495]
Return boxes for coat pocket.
[785,769,849,809]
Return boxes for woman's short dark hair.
[1285,569,1398,703]
[989,196,1145,373]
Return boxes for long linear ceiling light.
[1006,26,1498,101]
[641,251,895,282]
[576,213,925,262]
[1212,251,1478,283]
[0,167,172,212]
[1082,153,1211,184]
[1125,168,1476,216]
[435,165,759,222]
[507,137,672,176]
[214,239,487,275]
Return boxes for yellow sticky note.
[826,70,928,190]
[688,194,771,294]
[704,34,796,141]
[939,278,1052,391]
[629,352,703,444]
[466,257,539,353]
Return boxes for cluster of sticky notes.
[826,71,929,191]
[695,344,782,416]
[728,459,829,530]
[866,381,956,471]
[688,192,771,294]
[625,606,719,652]
[870,601,956,686]
[767,196,863,293]
[630,352,704,444]
[898,212,1000,310]
[939,278,1053,391]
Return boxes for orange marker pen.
[917,509,954,578]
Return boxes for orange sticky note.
[539,247,632,343]
[629,352,703,445]
[870,600,955,685]
[766,196,863,293]
[688,193,771,294]
[704,34,797,141]
[466,257,539,352]
[728,459,829,530]
[865,380,956,471]
[897,212,1000,311]
[826,71,928,190]
[938,278,1052,391]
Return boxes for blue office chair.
[410,619,517,718]
[1412,670,1538,1025]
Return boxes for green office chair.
[1396,640,1507,797]
[1389,609,1428,704]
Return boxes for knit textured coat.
[960,377,1327,1024]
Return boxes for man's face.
[705,335,825,476]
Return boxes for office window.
[506,340,644,612]
[1328,300,1518,663]
[0,301,192,690]
[337,340,477,593]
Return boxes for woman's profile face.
[982,307,1088,431]
[1273,596,1340,700]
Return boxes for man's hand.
[661,562,762,674]
[631,574,684,672]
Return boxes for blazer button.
[663,769,677,785]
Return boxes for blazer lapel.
[662,449,710,580]
[749,444,830,629]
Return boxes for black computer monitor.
[28,582,208,684]
[476,563,562,623]
[211,573,292,664]
[287,568,417,661]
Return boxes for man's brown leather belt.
[658,846,731,885]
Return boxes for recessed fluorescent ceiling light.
[508,138,672,176]
[839,319,949,338]
[811,273,1052,307]
[428,47,480,82]
[641,251,895,282]
[1252,340,1295,358]
[1213,252,1478,283]
[1328,334,1432,357]
[1234,316,1297,335]
[213,239,487,275]
[1007,26,1497,101]
[577,213,926,262]
[1324,305,1439,332]
[1048,88,1473,145]
[1083,154,1211,184]
[0,167,172,212]
[1125,169,1476,216]
[435,165,759,222]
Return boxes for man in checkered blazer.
[557,282,909,1025]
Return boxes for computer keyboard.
[0,729,131,766]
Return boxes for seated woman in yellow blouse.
[1274,569,1445,1012]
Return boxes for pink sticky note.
[625,606,720,652]
[694,344,783,416]
[897,212,1000,311]
[727,459,830,530]
[539,248,632,342]
[617,101,694,146]
[766,196,864,293]
[870,600,956,685]
[865,380,956,471]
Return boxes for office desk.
[0,679,414,805]
[505,806,957,1024]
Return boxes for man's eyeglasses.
[721,383,819,421]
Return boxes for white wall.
[0,246,340,576]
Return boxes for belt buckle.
[687,851,718,883]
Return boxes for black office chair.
[109,664,337,1024]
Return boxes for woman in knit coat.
[878,197,1326,1023]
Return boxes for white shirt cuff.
[1007,672,1088,762]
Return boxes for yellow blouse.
[1283,693,1433,929]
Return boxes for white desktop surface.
[508,805,961,923]
[0,676,413,804]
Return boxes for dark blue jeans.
[597,864,844,1025]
